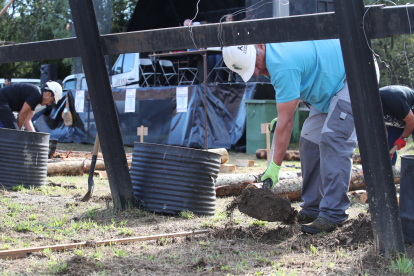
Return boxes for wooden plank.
[220,164,236,173]
[0,230,209,260]
[235,160,255,167]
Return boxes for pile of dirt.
[211,221,297,241]
[215,212,373,251]
[295,213,374,250]
[227,188,298,224]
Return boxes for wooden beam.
[0,230,209,260]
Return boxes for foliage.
[0,0,72,79]
[366,0,414,87]
[0,0,138,79]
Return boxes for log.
[235,160,255,167]
[0,230,209,260]
[220,164,236,173]
[215,171,301,197]
[348,190,368,204]
[47,159,132,176]
[207,148,229,164]
[255,149,362,164]
[53,150,133,160]
[215,165,401,201]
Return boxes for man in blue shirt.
[224,40,356,234]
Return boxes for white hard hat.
[223,45,256,82]
[44,81,63,103]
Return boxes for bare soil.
[230,188,298,224]
[0,143,413,275]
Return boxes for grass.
[390,254,413,275]
[0,143,412,275]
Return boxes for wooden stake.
[261,123,271,163]
[137,125,148,142]
[266,123,270,163]
[0,230,209,260]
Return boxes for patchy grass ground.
[0,142,412,275]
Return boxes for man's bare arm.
[24,110,35,132]
[272,99,300,165]
[401,109,414,139]
[17,102,33,130]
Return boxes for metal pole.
[333,0,404,254]
[203,52,208,150]
[69,0,135,210]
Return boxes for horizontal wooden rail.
[0,5,412,63]
[0,230,210,259]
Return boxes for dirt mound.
[211,222,297,241]
[237,188,297,223]
[295,213,373,251]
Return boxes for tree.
[366,0,414,87]
[0,0,72,80]
[111,0,138,34]
[0,0,139,80]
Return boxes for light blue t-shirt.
[266,39,346,113]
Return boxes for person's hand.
[391,153,394,161]
[260,160,281,189]
[269,117,277,134]
[394,137,407,150]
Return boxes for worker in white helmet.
[223,40,355,234]
[0,81,62,131]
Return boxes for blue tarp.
[34,83,275,150]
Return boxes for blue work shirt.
[266,39,346,113]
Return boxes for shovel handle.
[92,134,100,156]
[390,144,398,155]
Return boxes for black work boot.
[296,211,317,224]
[301,216,341,234]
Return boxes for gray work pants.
[299,81,357,224]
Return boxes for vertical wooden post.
[69,0,135,210]
[334,0,404,254]
[140,125,144,143]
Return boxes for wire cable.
[362,0,397,85]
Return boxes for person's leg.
[387,126,404,165]
[318,81,357,224]
[0,102,18,129]
[299,106,326,218]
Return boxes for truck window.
[64,79,76,90]
[113,55,124,74]
[81,78,88,90]
[122,53,135,73]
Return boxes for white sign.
[75,90,85,113]
[176,87,188,112]
[125,89,136,113]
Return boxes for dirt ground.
[0,142,413,275]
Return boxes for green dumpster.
[244,99,299,155]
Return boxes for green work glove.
[269,117,278,134]
[260,160,281,189]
